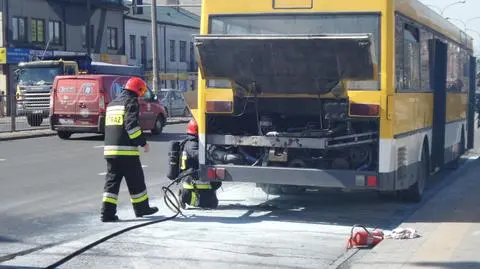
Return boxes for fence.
[0,94,50,133]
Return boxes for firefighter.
[178,119,222,209]
[101,77,158,222]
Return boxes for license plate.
[59,118,74,125]
[33,110,43,114]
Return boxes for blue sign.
[7,48,30,64]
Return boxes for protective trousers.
[179,175,221,209]
[101,157,153,218]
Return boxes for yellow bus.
[189,0,477,202]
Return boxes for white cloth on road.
[384,227,420,239]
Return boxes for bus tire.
[27,115,43,127]
[401,144,428,203]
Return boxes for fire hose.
[44,171,196,269]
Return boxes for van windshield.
[18,66,63,86]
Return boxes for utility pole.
[151,0,160,92]
[86,0,91,56]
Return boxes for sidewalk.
[348,157,480,269]
[0,117,190,141]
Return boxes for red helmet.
[186,119,198,136]
[125,77,147,97]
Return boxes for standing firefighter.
[101,77,158,222]
[177,119,221,209]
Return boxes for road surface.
[0,123,479,268]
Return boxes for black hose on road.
[45,172,194,269]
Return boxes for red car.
[50,75,167,139]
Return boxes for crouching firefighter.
[101,77,158,222]
[167,119,221,209]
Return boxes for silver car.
[157,89,190,117]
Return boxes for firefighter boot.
[133,199,159,217]
[101,202,119,222]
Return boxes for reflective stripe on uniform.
[131,190,147,199]
[104,150,140,156]
[130,192,149,204]
[190,191,198,206]
[104,145,138,151]
[106,105,125,112]
[103,192,118,204]
[183,183,212,190]
[128,129,142,139]
[103,192,118,199]
[127,127,141,135]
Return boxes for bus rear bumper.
[200,165,395,191]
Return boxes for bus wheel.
[401,146,428,203]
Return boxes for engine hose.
[45,171,196,269]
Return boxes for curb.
[0,119,190,141]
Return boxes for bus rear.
[194,0,390,195]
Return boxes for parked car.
[50,75,168,139]
[157,88,190,117]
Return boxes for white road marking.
[142,165,148,168]
[0,159,5,162]
[94,145,104,149]
[98,172,107,176]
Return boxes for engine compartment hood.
[194,34,377,94]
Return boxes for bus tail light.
[355,175,377,187]
[206,101,233,113]
[207,167,226,180]
[350,103,380,117]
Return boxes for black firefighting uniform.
[101,90,153,218]
[178,135,222,208]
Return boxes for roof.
[125,5,200,29]
[395,0,473,50]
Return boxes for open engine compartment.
[205,97,379,172]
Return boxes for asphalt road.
[0,123,479,268]
[0,124,187,260]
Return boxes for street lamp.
[132,2,202,93]
[440,0,467,16]
[446,17,467,30]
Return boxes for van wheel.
[151,116,164,135]
[27,115,43,127]
[401,145,428,203]
[57,131,72,140]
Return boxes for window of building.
[49,21,62,45]
[189,42,195,71]
[133,0,144,15]
[108,27,118,49]
[140,36,147,68]
[82,25,94,48]
[179,41,187,62]
[170,40,176,62]
[130,35,136,59]
[12,17,27,41]
[31,18,45,43]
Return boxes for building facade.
[125,2,200,91]
[0,0,127,114]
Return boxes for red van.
[50,75,167,139]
